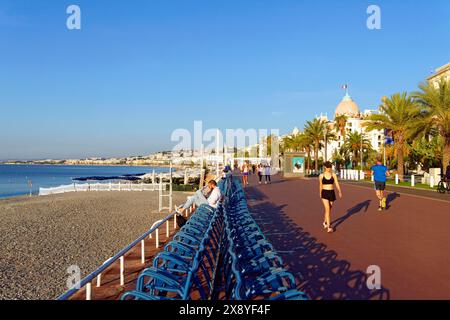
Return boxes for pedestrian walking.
[264,164,271,184]
[371,158,390,211]
[319,161,343,233]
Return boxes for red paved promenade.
[244,174,450,300]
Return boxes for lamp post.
[360,128,364,179]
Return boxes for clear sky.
[1,0,449,160]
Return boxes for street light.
[360,128,365,179]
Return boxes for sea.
[0,164,170,199]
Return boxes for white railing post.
[120,256,125,286]
[430,176,435,188]
[166,220,170,238]
[96,274,102,288]
[174,214,177,229]
[371,174,374,182]
[141,240,145,264]
[411,175,415,187]
[86,282,92,300]
[395,174,399,185]
[158,174,163,212]
[155,228,159,248]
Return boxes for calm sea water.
[0,165,169,199]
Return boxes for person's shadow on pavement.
[332,200,371,231]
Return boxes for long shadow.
[246,197,390,300]
[331,200,371,231]
[386,192,400,209]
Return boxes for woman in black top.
[319,162,342,233]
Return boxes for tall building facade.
[285,92,384,163]
[428,62,450,88]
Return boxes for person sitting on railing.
[176,180,222,215]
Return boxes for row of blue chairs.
[121,176,307,300]
[121,180,228,300]
[217,177,308,300]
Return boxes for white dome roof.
[335,93,360,117]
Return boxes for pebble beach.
[0,190,189,300]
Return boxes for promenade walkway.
[244,174,450,300]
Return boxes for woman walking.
[319,161,342,233]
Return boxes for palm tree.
[364,92,420,179]
[334,114,348,142]
[332,147,349,170]
[323,124,337,162]
[342,131,372,169]
[305,118,328,172]
[413,79,450,168]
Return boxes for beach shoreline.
[0,190,190,300]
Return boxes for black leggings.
[258,173,262,182]
[265,174,271,182]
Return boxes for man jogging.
[371,158,390,211]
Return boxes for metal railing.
[39,182,167,196]
[57,204,195,300]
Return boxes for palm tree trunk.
[397,143,405,181]
[314,142,319,172]
[307,149,311,171]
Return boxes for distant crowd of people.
[239,162,272,187]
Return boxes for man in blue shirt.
[371,158,390,211]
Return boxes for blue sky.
[1,0,449,160]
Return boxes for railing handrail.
[57,209,177,300]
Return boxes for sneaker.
[378,206,383,212]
